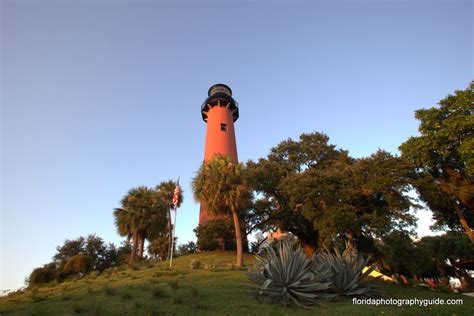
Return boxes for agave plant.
[245,241,333,308]
[314,245,381,297]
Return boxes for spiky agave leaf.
[245,241,333,308]
[314,245,382,297]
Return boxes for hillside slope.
[1,251,472,315]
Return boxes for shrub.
[194,220,236,251]
[204,262,217,272]
[54,234,121,272]
[29,263,58,286]
[246,241,333,308]
[314,245,381,297]
[61,255,94,278]
[178,241,197,255]
[190,260,202,269]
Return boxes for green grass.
[1,251,473,315]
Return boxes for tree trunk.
[458,269,474,292]
[300,240,316,257]
[452,201,474,243]
[231,208,244,267]
[436,260,448,283]
[138,235,145,258]
[130,230,138,264]
[347,231,355,252]
[450,259,474,292]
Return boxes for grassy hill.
[1,251,473,315]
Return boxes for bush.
[29,263,58,286]
[194,220,236,251]
[54,235,121,272]
[190,259,202,269]
[178,241,197,255]
[204,262,217,272]
[246,241,333,308]
[61,255,94,278]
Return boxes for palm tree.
[192,155,251,267]
[113,206,138,263]
[155,180,183,259]
[113,186,167,264]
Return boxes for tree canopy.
[113,186,168,263]
[247,132,415,254]
[192,155,251,267]
[155,180,183,260]
[400,86,474,242]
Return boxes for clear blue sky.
[1,0,471,291]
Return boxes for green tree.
[247,133,415,254]
[155,180,183,260]
[53,237,85,263]
[192,155,251,267]
[52,234,118,272]
[28,263,58,286]
[61,255,94,278]
[417,232,474,290]
[377,232,433,284]
[297,150,415,250]
[113,206,137,263]
[400,86,474,242]
[113,186,167,263]
[245,133,336,255]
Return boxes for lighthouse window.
[220,123,227,131]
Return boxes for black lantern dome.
[201,84,239,122]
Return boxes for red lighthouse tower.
[199,84,239,225]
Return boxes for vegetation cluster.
[20,85,473,310]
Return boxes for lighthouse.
[199,84,239,225]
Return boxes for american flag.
[172,179,180,208]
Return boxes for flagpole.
[169,206,178,267]
[169,177,180,268]
[167,203,173,260]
